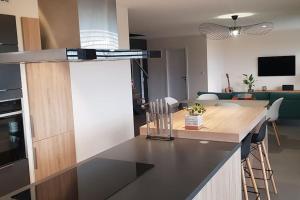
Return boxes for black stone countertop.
[98,136,240,200]
[0,136,240,200]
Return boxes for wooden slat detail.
[33,131,76,181]
[193,148,241,200]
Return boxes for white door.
[166,49,187,101]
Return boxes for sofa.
[197,91,300,120]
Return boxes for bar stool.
[267,97,284,146]
[250,120,278,200]
[241,133,260,200]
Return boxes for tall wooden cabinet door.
[26,62,75,141]
[22,17,75,142]
[33,131,76,181]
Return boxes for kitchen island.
[0,136,241,200]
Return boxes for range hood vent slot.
[0,48,161,64]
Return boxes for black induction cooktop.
[7,158,154,200]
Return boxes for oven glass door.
[0,112,25,167]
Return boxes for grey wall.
[147,35,207,100]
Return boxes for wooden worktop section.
[196,100,269,107]
[255,90,300,93]
[140,106,267,143]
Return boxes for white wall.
[1,0,39,183]
[207,30,300,92]
[207,40,225,92]
[147,35,207,100]
[70,4,134,162]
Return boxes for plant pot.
[185,115,203,130]
[248,89,254,93]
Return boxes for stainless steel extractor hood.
[0,0,160,64]
[0,48,161,64]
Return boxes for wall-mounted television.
[258,56,296,76]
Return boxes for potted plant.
[243,74,255,92]
[185,103,206,130]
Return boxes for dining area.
[139,94,284,200]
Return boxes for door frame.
[165,47,189,100]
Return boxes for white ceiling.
[120,0,300,38]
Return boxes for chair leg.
[272,121,281,146]
[246,158,260,200]
[262,142,278,194]
[241,163,249,200]
[258,144,271,200]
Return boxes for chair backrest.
[241,133,253,160]
[267,97,284,121]
[251,120,269,143]
[197,94,219,100]
[164,97,178,106]
[215,102,241,107]
[164,97,179,112]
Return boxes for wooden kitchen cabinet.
[26,62,75,142]
[33,131,76,181]
[21,17,76,181]
[22,17,74,142]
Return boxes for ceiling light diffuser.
[217,12,255,19]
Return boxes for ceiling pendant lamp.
[199,15,273,40]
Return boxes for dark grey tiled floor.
[249,120,300,200]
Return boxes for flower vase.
[185,115,203,130]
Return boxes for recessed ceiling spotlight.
[217,12,255,19]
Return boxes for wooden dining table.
[140,104,267,143]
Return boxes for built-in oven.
[0,14,22,102]
[0,99,25,168]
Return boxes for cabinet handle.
[33,147,38,170]
[30,115,35,138]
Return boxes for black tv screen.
[258,56,296,76]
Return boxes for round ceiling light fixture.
[199,15,273,40]
[217,12,255,19]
